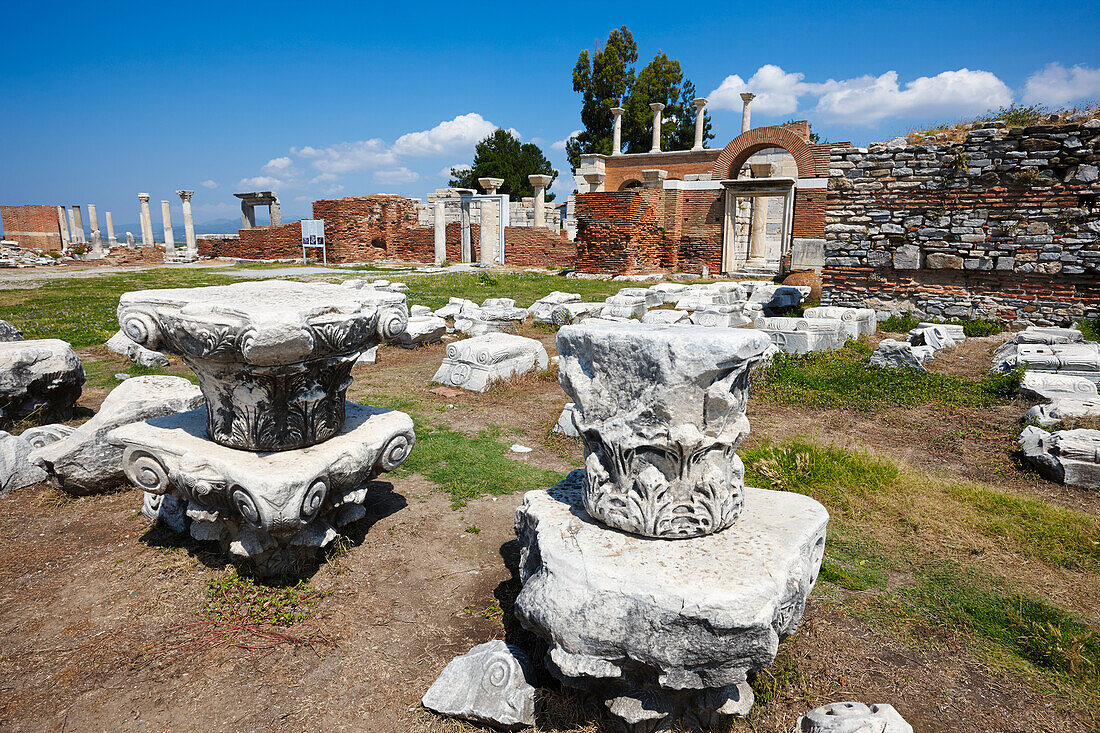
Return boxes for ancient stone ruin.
[511,321,830,730]
[107,280,416,575]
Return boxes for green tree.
[449,129,557,201]
[565,26,637,170]
[567,28,712,168]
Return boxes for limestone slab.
[0,339,85,424]
[869,339,932,370]
[641,309,690,325]
[515,471,828,729]
[993,343,1100,382]
[32,376,202,495]
[1026,398,1100,427]
[1020,372,1099,402]
[110,403,415,575]
[393,316,446,349]
[432,334,548,393]
[422,640,536,730]
[557,321,770,538]
[106,329,170,367]
[761,328,838,355]
[0,430,46,495]
[804,307,877,338]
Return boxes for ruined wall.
[0,205,61,251]
[602,150,722,191]
[574,191,664,273]
[822,120,1100,325]
[235,221,303,260]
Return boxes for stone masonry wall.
[822,120,1100,325]
[1,204,62,251]
[574,191,664,273]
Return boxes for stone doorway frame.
[720,177,795,275]
[458,193,509,264]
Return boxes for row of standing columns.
[136,191,197,259]
[430,174,555,267]
[53,190,198,259]
[608,92,754,156]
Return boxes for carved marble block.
[110,404,414,575]
[514,471,829,730]
[550,302,606,325]
[1020,426,1100,488]
[0,339,86,424]
[804,306,878,339]
[432,333,549,393]
[557,321,771,538]
[755,316,849,348]
[760,327,839,355]
[1006,326,1084,346]
[528,291,581,323]
[799,702,913,733]
[1025,397,1100,427]
[641,309,690,325]
[422,640,536,730]
[993,343,1100,383]
[600,294,648,320]
[116,280,408,450]
[907,325,957,351]
[616,287,663,309]
[869,339,933,371]
[1020,372,1099,402]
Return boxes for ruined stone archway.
[619,179,642,190]
[710,126,825,182]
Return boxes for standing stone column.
[270,198,281,228]
[746,162,776,267]
[57,206,71,252]
[161,200,175,252]
[138,193,154,247]
[649,102,665,153]
[433,200,446,266]
[460,197,472,263]
[66,208,79,245]
[241,200,255,229]
[641,169,668,190]
[529,174,552,228]
[177,190,197,259]
[611,107,624,156]
[740,93,755,133]
[105,211,117,245]
[87,205,100,242]
[90,229,104,259]
[72,206,86,243]
[478,177,503,267]
[692,97,708,151]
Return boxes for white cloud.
[707,64,1013,125]
[1023,63,1100,106]
[708,65,810,115]
[199,179,218,189]
[392,113,501,156]
[813,68,1012,124]
[440,163,471,178]
[238,175,282,190]
[373,167,420,185]
[263,156,293,172]
[551,130,582,151]
[292,138,396,176]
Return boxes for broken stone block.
[106,329,170,367]
[393,316,446,349]
[926,252,964,269]
[648,282,688,304]
[1026,398,1100,427]
[31,375,203,495]
[641,309,690,325]
[1019,426,1100,488]
[0,320,24,342]
[1020,372,1099,402]
[748,284,809,312]
[916,322,965,342]
[804,306,878,338]
[410,305,432,317]
[18,423,75,450]
[117,280,408,450]
[0,430,47,495]
[869,339,932,371]
[908,325,957,351]
[616,287,663,309]
[755,316,849,349]
[759,327,840,355]
[550,302,605,325]
[435,297,480,320]
[992,343,1100,382]
[557,321,771,538]
[552,402,580,437]
[528,291,581,322]
[1005,326,1085,346]
[0,339,85,424]
[600,295,647,320]
[422,639,536,730]
[110,403,415,576]
[799,701,913,733]
[514,471,828,730]
[432,334,549,393]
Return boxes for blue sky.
[3,1,1099,231]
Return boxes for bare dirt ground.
[0,326,1095,732]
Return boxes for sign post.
[300,219,326,266]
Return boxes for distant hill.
[108,217,244,238]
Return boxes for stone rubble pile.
[1019,426,1100,489]
[511,321,829,730]
[107,280,415,576]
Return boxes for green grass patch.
[880,313,921,333]
[754,342,1020,410]
[948,483,1100,572]
[902,564,1100,684]
[951,318,1004,338]
[1080,319,1100,343]
[399,271,658,312]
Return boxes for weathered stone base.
[110,403,414,576]
[514,471,829,731]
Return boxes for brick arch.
[710,126,822,181]
[619,179,642,190]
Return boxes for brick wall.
[235,221,303,260]
[1,205,62,251]
[195,235,241,258]
[603,150,722,191]
[574,191,664,273]
[821,120,1100,325]
[505,227,577,267]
